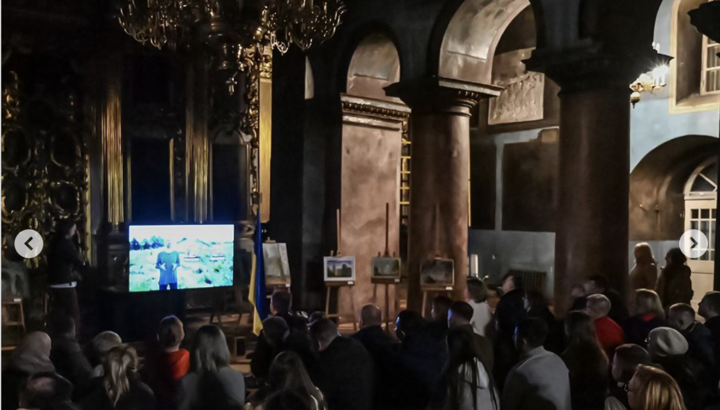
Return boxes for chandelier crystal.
[117,0,346,54]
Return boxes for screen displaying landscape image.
[129,225,234,292]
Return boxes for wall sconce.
[630,43,673,108]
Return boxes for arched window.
[671,0,720,110]
[684,158,717,267]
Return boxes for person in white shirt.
[501,318,571,410]
[466,278,492,337]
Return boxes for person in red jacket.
[142,316,190,410]
[585,294,624,360]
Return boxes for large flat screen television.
[128,224,234,292]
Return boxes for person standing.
[448,302,494,374]
[629,243,658,291]
[48,219,85,330]
[466,278,492,337]
[656,248,693,308]
[699,291,720,360]
[585,294,625,359]
[607,344,652,410]
[583,275,629,326]
[156,242,180,291]
[494,273,527,389]
[623,289,665,349]
[501,318,571,410]
[446,327,498,410]
[667,303,716,385]
[561,311,609,410]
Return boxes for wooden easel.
[264,238,292,300]
[421,204,455,317]
[324,209,358,331]
[372,203,400,331]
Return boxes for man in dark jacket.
[251,316,315,380]
[668,303,717,384]
[352,304,397,357]
[390,311,448,410]
[494,272,527,388]
[700,291,720,358]
[309,319,374,410]
[584,274,629,326]
[352,304,398,410]
[249,290,309,380]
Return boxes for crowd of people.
[4,245,719,410]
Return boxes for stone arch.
[345,33,401,101]
[434,0,531,85]
[629,135,718,241]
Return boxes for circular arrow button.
[679,229,709,259]
[14,229,44,259]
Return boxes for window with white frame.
[684,158,717,265]
[701,1,720,94]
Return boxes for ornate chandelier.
[117,0,346,70]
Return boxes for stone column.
[388,78,501,310]
[526,54,659,314]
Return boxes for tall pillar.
[526,0,663,314]
[388,78,501,310]
[554,85,631,311]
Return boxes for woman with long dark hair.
[178,325,245,410]
[445,327,498,410]
[656,248,693,308]
[79,345,155,410]
[562,311,609,410]
[248,352,326,410]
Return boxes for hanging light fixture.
[117,0,346,53]
[630,43,673,107]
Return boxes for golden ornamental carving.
[241,45,262,215]
[1,71,88,267]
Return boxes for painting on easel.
[372,257,401,280]
[324,256,356,282]
[420,258,455,287]
[263,243,291,286]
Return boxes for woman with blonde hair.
[627,364,686,410]
[623,290,665,349]
[630,243,658,291]
[80,345,155,410]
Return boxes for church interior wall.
[467,0,719,297]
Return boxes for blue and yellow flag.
[249,212,268,336]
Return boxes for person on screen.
[156,241,181,291]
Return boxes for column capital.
[525,46,663,93]
[385,76,502,116]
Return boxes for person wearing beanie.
[648,327,707,410]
